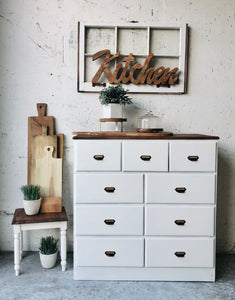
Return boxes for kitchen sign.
[78,23,188,93]
[92,49,179,87]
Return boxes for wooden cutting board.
[35,146,62,212]
[28,103,55,184]
[29,126,58,185]
[36,146,62,197]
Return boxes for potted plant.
[39,236,59,269]
[20,185,41,216]
[99,83,132,118]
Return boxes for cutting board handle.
[44,146,55,158]
[37,103,47,118]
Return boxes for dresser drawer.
[74,140,121,171]
[146,173,216,204]
[75,237,144,267]
[123,141,168,171]
[145,237,215,267]
[169,141,217,172]
[74,173,143,203]
[75,205,143,235]
[145,205,214,236]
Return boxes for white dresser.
[73,132,219,281]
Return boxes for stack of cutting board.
[28,103,63,213]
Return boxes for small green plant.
[20,185,40,200]
[99,83,132,106]
[39,236,58,255]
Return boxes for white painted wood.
[145,205,214,236]
[13,226,20,276]
[122,141,168,171]
[60,229,67,271]
[74,140,121,171]
[74,267,215,281]
[146,173,216,204]
[79,23,188,94]
[73,138,218,281]
[75,237,144,267]
[74,173,143,203]
[13,221,67,275]
[169,141,217,171]
[75,205,143,235]
[145,237,215,268]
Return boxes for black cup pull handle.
[175,187,187,193]
[104,187,115,193]
[175,220,186,226]
[188,155,199,161]
[175,252,186,257]
[105,251,116,257]
[93,155,104,160]
[104,219,115,225]
[140,155,152,161]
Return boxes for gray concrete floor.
[0,252,235,300]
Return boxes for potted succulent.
[39,236,59,269]
[99,83,132,118]
[20,185,41,216]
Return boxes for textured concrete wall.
[0,0,234,253]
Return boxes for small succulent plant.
[39,236,59,255]
[99,83,132,105]
[20,185,40,200]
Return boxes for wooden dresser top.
[72,132,219,140]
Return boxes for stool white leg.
[14,226,21,276]
[20,231,23,261]
[60,228,67,271]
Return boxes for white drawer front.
[74,140,121,171]
[146,237,214,267]
[145,205,214,236]
[146,173,216,204]
[169,141,217,172]
[75,205,143,235]
[123,141,168,171]
[74,173,143,203]
[76,237,144,267]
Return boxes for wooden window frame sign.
[78,23,189,94]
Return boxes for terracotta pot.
[23,198,41,216]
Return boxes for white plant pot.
[23,198,41,216]
[39,251,58,269]
[102,104,123,118]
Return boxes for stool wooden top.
[12,207,68,225]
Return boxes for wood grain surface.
[28,103,55,184]
[35,146,62,198]
[72,132,219,140]
[12,207,67,224]
[29,126,58,185]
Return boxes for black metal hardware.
[140,155,152,161]
[175,187,187,193]
[187,155,199,161]
[175,220,186,226]
[105,251,116,257]
[93,155,104,160]
[104,219,115,225]
[175,252,186,257]
[104,187,115,193]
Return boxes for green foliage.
[99,83,132,106]
[20,185,40,200]
[39,236,58,255]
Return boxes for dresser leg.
[60,228,67,271]
[14,226,21,276]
